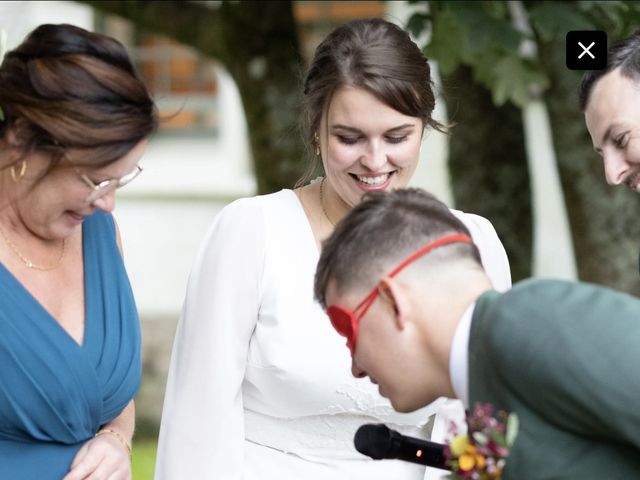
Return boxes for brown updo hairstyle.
[0,23,158,177]
[298,18,443,184]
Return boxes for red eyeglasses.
[326,233,473,355]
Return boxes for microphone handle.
[390,431,448,469]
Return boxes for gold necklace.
[0,224,66,271]
[319,177,336,227]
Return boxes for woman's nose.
[360,142,387,171]
[91,190,117,212]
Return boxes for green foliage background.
[408,1,640,107]
[407,0,640,288]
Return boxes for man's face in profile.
[585,68,640,192]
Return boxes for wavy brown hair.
[0,23,157,176]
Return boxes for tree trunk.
[214,1,304,194]
[442,66,533,281]
[81,0,305,194]
[507,0,577,280]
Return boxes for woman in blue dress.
[0,24,157,479]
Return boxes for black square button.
[566,31,607,70]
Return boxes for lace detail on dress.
[243,376,440,462]
[319,377,442,427]
[244,409,434,462]
[321,378,397,418]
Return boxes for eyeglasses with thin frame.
[326,233,473,355]
[76,165,143,204]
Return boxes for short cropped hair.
[579,30,640,111]
[314,188,482,308]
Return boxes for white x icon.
[578,41,596,59]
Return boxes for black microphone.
[354,423,449,470]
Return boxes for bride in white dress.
[155,18,511,480]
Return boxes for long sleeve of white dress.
[155,190,512,480]
[155,198,266,479]
[450,209,511,293]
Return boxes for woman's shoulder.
[214,189,306,233]
[448,208,497,235]
[219,189,297,217]
[202,189,300,246]
[191,190,303,284]
[449,207,511,290]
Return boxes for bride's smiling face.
[319,86,423,208]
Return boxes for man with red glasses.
[314,188,640,479]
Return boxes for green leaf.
[590,3,628,32]
[489,55,549,107]
[506,413,519,447]
[483,0,509,19]
[406,12,430,39]
[447,1,523,60]
[472,431,488,445]
[423,8,466,75]
[529,3,595,42]
[471,47,506,87]
[488,430,507,446]
[579,1,640,36]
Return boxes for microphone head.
[354,424,394,460]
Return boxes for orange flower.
[458,453,476,471]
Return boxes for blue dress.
[0,211,141,478]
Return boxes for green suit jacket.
[469,278,640,479]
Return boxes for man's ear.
[378,277,411,330]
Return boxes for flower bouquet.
[443,403,518,480]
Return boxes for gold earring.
[9,161,27,182]
[314,133,320,157]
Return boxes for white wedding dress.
[155,189,511,480]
